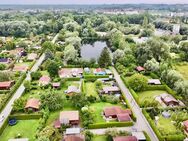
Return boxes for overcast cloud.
[0,0,187,4]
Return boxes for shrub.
[128,74,148,92]
[31,71,42,80]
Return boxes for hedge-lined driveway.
[111,67,159,141]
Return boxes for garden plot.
[0,120,39,141]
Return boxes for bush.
[128,74,148,92]
[88,121,133,129]
[31,71,42,80]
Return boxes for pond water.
[81,41,107,60]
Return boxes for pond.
[81,41,107,61]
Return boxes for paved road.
[0,34,58,128]
[111,67,159,141]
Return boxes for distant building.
[148,79,161,85]
[0,81,14,90]
[173,24,180,34]
[25,98,40,112]
[39,76,51,86]
[60,111,79,125]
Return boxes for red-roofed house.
[136,66,145,72]
[54,119,61,129]
[25,98,40,112]
[102,86,120,94]
[27,53,38,61]
[0,81,14,90]
[52,82,61,89]
[60,111,79,125]
[160,93,179,106]
[103,106,132,119]
[183,120,188,133]
[13,65,28,72]
[113,136,138,141]
[117,113,131,122]
[39,76,51,86]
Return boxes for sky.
[0,0,187,5]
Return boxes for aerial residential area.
[0,1,188,141]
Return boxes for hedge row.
[129,89,140,105]
[9,113,42,120]
[143,131,151,141]
[64,77,81,81]
[150,73,159,79]
[120,75,129,88]
[81,80,86,94]
[84,75,109,79]
[28,60,36,71]
[0,73,26,113]
[88,121,133,129]
[124,97,137,122]
[145,85,166,91]
[142,109,185,141]
[0,90,10,94]
[0,117,8,136]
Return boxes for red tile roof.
[136,66,145,72]
[25,98,40,109]
[39,76,51,85]
[104,106,132,117]
[13,65,28,72]
[0,81,13,88]
[60,111,79,123]
[117,113,131,122]
[52,82,60,87]
[113,136,138,141]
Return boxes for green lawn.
[89,102,125,123]
[175,64,188,80]
[0,120,39,141]
[157,115,180,135]
[85,82,99,98]
[92,135,107,141]
[137,90,166,104]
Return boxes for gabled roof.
[60,111,79,123]
[13,65,28,72]
[27,53,37,60]
[66,86,80,94]
[136,66,145,72]
[39,76,51,85]
[160,93,178,103]
[104,106,131,117]
[65,128,81,135]
[25,98,40,109]
[117,113,131,122]
[103,86,120,93]
[148,79,161,85]
[52,82,61,87]
[0,81,13,88]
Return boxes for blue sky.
[0,0,187,4]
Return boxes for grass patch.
[175,64,188,80]
[92,135,107,141]
[0,120,39,141]
[89,102,125,123]
[85,82,98,98]
[137,90,166,104]
[157,115,180,136]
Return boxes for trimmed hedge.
[120,75,129,88]
[142,109,185,141]
[64,77,81,81]
[28,60,36,71]
[84,75,109,79]
[143,131,151,141]
[81,80,86,94]
[129,89,139,105]
[0,90,10,94]
[0,73,26,112]
[145,85,166,91]
[150,73,159,79]
[0,117,8,136]
[88,121,133,129]
[9,113,42,120]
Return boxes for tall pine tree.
[98,47,112,68]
